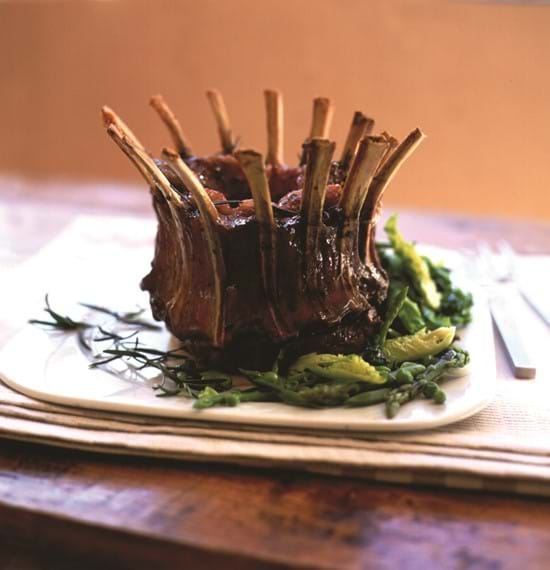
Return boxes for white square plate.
[0,217,496,432]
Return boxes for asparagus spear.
[384,348,468,418]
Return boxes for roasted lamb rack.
[102,90,424,370]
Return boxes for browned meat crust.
[102,94,425,370]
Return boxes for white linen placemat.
[1,215,549,496]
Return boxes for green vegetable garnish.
[378,286,409,346]
[383,348,467,417]
[385,214,441,310]
[345,388,391,407]
[398,296,426,334]
[289,353,340,374]
[194,386,272,409]
[290,353,386,385]
[383,326,456,363]
[424,256,473,327]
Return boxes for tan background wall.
[1,0,549,220]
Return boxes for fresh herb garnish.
[29,295,91,331]
[78,303,161,330]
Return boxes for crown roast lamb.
[102,90,424,370]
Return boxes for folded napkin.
[1,216,550,496]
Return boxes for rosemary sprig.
[93,326,139,343]
[88,333,233,397]
[30,298,468,417]
[29,295,91,331]
[79,302,161,330]
[30,296,160,332]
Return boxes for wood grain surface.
[2,439,550,570]
[1,180,549,569]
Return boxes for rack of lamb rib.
[102,90,424,370]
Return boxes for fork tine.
[476,241,496,281]
[497,240,517,280]
[479,240,515,282]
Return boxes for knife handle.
[521,289,550,328]
[490,295,537,379]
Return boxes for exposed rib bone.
[235,150,275,227]
[102,107,154,184]
[379,131,399,168]
[105,122,192,328]
[105,123,155,188]
[300,138,335,282]
[363,128,425,221]
[162,147,226,345]
[150,95,193,158]
[340,136,389,221]
[132,146,182,207]
[161,148,220,222]
[360,128,426,263]
[101,106,145,151]
[340,112,370,171]
[299,97,334,165]
[339,136,389,281]
[235,149,286,336]
[106,124,182,209]
[264,89,284,166]
[310,97,334,138]
[206,89,235,154]
[365,117,375,135]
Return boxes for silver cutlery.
[477,241,537,379]
[497,240,550,328]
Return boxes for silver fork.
[477,241,537,379]
[497,240,550,328]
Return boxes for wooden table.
[1,179,550,569]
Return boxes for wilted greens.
[383,326,456,363]
[377,214,473,332]
[384,214,441,310]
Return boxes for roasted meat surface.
[103,91,424,370]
